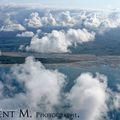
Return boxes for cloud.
[113,92,120,110]
[16,31,34,37]
[58,11,77,26]
[26,29,95,53]
[0,15,25,32]
[67,73,109,120]
[24,11,77,27]
[67,29,95,44]
[11,56,66,111]
[1,5,120,35]
[112,84,120,110]
[25,12,57,28]
[0,56,119,120]
[108,11,120,27]
[26,30,71,53]
[25,12,42,28]
[83,13,101,30]
[0,93,28,109]
[10,62,110,120]
[41,13,57,26]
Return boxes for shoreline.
[0,52,120,68]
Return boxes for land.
[0,51,120,68]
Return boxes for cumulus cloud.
[5,62,110,120]
[24,10,120,31]
[1,6,120,35]
[11,56,65,111]
[26,30,71,53]
[58,11,77,26]
[67,29,95,44]
[41,13,57,26]
[67,73,109,120]
[25,12,42,28]
[24,11,77,27]
[16,31,34,37]
[26,29,95,53]
[83,13,101,30]
[0,16,25,32]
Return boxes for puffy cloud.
[41,13,57,26]
[26,29,95,53]
[25,11,76,27]
[16,31,34,37]
[67,29,95,44]
[11,56,65,111]
[25,12,42,28]
[1,6,120,34]
[25,12,57,27]
[67,73,108,120]
[83,13,101,30]
[58,11,77,26]
[0,16,25,32]
[26,30,71,53]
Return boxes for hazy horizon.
[0,0,120,10]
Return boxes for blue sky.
[0,0,120,9]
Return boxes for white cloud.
[1,6,120,34]
[25,12,42,28]
[16,31,34,37]
[0,56,118,120]
[67,29,95,44]
[11,56,65,111]
[41,13,57,26]
[83,13,101,30]
[26,30,71,53]
[26,29,95,53]
[58,11,77,26]
[25,11,77,27]
[67,73,108,120]
[0,16,25,32]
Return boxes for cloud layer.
[1,6,120,53]
[1,6,120,32]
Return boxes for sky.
[0,0,120,9]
